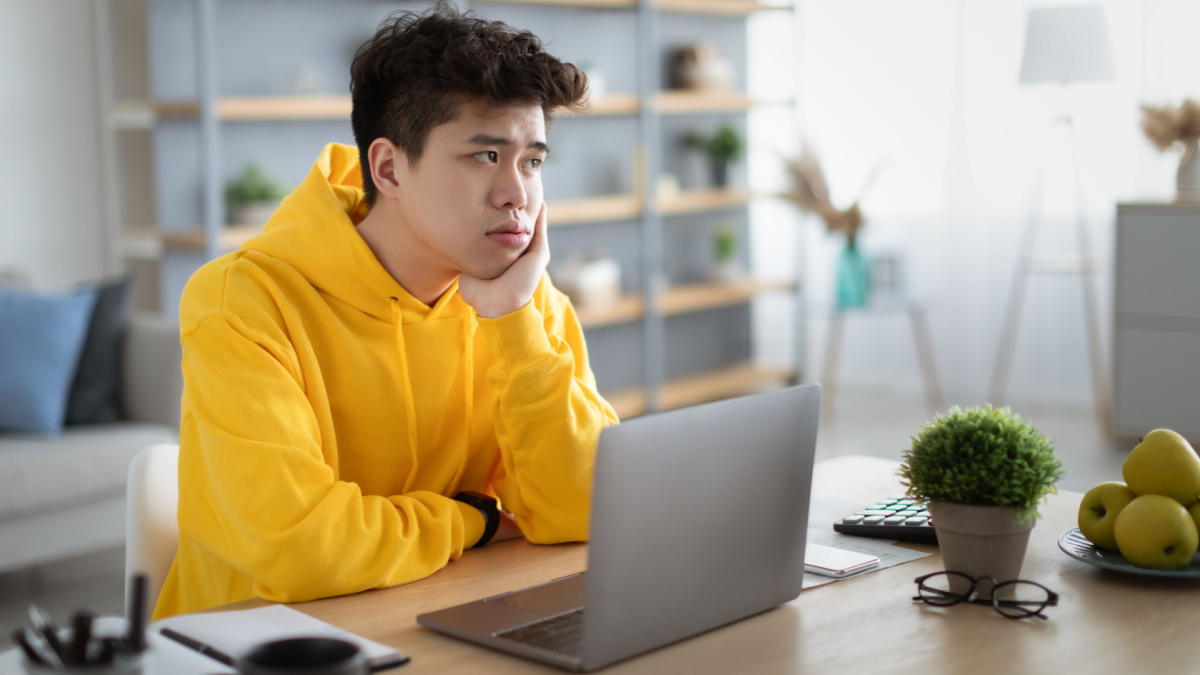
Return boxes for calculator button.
[883,515,906,525]
[842,515,865,524]
[904,517,929,526]
[863,516,885,525]
[915,511,931,517]
[858,510,895,516]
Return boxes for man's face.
[393,98,548,281]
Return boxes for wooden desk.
[276,456,1200,673]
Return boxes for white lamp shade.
[1019,5,1115,85]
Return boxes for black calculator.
[833,496,939,545]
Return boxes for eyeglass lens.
[992,580,1052,618]
[916,573,1053,618]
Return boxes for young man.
[153,5,618,619]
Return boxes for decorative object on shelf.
[291,57,330,96]
[1140,99,1200,203]
[578,61,607,104]
[899,405,1063,596]
[549,253,622,311]
[834,241,869,309]
[710,224,742,284]
[685,124,743,188]
[671,42,733,91]
[786,145,885,308]
[225,163,287,226]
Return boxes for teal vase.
[835,240,870,309]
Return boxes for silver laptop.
[417,384,821,671]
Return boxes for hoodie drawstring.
[389,296,475,496]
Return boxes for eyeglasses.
[912,571,1058,620]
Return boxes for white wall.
[748,0,1200,409]
[0,1,107,290]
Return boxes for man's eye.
[524,157,544,170]
[475,151,498,163]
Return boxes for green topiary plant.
[898,405,1064,522]
[225,163,287,207]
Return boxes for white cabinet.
[1113,203,1200,441]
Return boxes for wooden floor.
[0,388,1133,650]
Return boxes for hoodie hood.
[242,142,458,324]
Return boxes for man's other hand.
[492,511,525,543]
[459,202,549,319]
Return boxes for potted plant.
[710,225,741,283]
[685,124,742,188]
[225,163,287,226]
[898,405,1063,594]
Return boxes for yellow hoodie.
[154,143,618,619]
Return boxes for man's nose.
[491,162,528,211]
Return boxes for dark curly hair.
[350,2,588,204]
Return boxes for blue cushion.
[0,288,98,435]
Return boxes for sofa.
[0,314,181,573]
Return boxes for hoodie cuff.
[476,300,553,371]
[456,501,486,549]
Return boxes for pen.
[160,627,237,667]
[127,573,148,653]
[27,604,64,660]
[13,628,64,669]
[67,611,93,666]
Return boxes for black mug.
[238,637,367,675]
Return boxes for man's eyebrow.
[465,134,550,153]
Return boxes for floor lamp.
[989,5,1115,430]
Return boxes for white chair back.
[125,443,180,617]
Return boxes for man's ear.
[368,138,406,201]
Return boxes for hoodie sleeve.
[475,274,620,544]
[177,310,486,605]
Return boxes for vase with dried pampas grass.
[785,146,886,308]
[1140,100,1200,203]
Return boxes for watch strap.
[453,491,500,548]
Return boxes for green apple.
[1122,429,1200,505]
[1078,482,1137,550]
[1114,494,1199,569]
[1189,503,1200,536]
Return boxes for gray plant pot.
[927,501,1035,596]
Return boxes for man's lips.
[486,221,531,248]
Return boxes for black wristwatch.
[453,491,500,548]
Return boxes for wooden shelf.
[560,93,641,117]
[154,224,262,252]
[653,90,754,114]
[601,362,794,418]
[576,295,645,328]
[603,387,649,419]
[661,363,793,411]
[656,0,787,14]
[573,279,793,329]
[474,0,636,7]
[114,93,641,126]
[659,187,753,216]
[550,194,643,225]
[661,279,792,315]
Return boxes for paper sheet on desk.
[803,497,932,589]
[0,606,407,675]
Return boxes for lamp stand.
[988,114,1111,432]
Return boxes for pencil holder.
[23,650,149,675]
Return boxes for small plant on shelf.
[685,124,743,188]
[225,163,288,226]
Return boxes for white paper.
[802,497,932,589]
[0,606,406,675]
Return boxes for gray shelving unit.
[93,0,803,418]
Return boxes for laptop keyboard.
[495,608,585,656]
